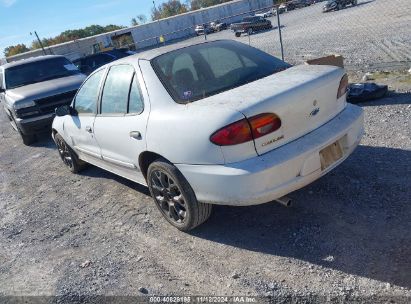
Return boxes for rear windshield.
[5,57,81,89]
[151,41,291,103]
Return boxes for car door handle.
[85,126,93,133]
[129,131,142,140]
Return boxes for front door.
[64,69,105,159]
[93,64,149,176]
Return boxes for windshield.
[151,40,291,103]
[5,57,81,89]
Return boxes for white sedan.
[52,40,364,231]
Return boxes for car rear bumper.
[15,113,55,135]
[176,103,364,206]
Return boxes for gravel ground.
[1,0,411,302]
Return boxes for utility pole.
[276,7,284,61]
[30,31,47,55]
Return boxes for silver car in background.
[52,40,363,231]
[0,56,85,145]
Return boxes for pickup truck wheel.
[147,159,212,231]
[54,133,86,173]
[235,32,241,37]
[18,129,36,146]
[10,116,36,145]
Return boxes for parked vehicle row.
[195,20,228,36]
[1,40,364,231]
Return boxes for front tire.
[235,32,241,37]
[19,129,36,146]
[147,159,212,231]
[54,133,86,173]
[10,116,36,145]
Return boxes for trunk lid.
[196,64,347,156]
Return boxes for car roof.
[1,55,66,69]
[117,39,243,63]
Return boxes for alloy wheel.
[56,137,73,169]
[150,170,187,224]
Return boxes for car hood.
[6,74,86,103]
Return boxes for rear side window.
[101,65,134,114]
[152,41,291,103]
[74,69,104,114]
[128,75,144,114]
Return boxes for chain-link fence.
[120,0,410,73]
[4,0,410,74]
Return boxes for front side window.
[152,40,291,103]
[4,57,81,89]
[74,69,104,114]
[101,65,134,114]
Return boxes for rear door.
[93,64,149,173]
[64,68,105,159]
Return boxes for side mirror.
[55,105,71,117]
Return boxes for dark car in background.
[231,16,273,37]
[323,0,357,12]
[0,55,85,145]
[209,20,228,32]
[283,0,313,11]
[73,49,131,75]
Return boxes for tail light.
[249,113,282,139]
[337,74,349,99]
[210,113,282,146]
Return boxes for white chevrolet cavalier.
[52,40,364,231]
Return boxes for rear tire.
[147,159,212,231]
[235,32,241,37]
[54,133,86,173]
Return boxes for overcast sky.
[0,0,167,56]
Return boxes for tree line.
[4,0,236,57]
[131,0,234,25]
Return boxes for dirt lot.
[1,0,411,302]
[1,82,410,302]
